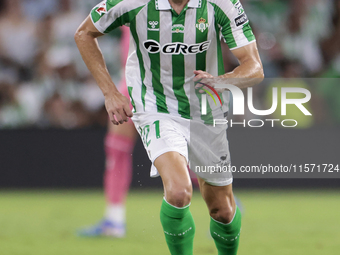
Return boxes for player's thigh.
[134,114,189,172]
[135,114,192,206]
[198,177,236,223]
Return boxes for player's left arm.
[221,41,264,87]
[194,0,264,88]
[194,41,264,89]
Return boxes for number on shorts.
[139,125,151,147]
[139,120,161,147]
[153,120,161,139]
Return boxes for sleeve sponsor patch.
[235,13,248,27]
[96,1,107,15]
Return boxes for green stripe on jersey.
[195,0,209,66]
[172,8,190,119]
[196,1,214,124]
[130,17,147,110]
[104,7,144,33]
[128,87,136,111]
[147,0,169,113]
[210,3,236,49]
[242,23,255,42]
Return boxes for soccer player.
[75,0,263,254]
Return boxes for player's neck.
[168,0,190,14]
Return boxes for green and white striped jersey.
[91,0,255,120]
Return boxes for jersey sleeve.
[212,0,256,50]
[90,0,144,34]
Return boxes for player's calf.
[210,206,236,224]
[160,198,195,255]
[210,206,242,255]
[199,180,241,254]
[155,152,195,255]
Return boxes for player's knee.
[166,186,192,208]
[210,206,235,224]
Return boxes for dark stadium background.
[1,127,339,189]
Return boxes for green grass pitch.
[0,189,339,255]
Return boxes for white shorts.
[132,112,233,186]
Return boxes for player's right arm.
[74,16,132,125]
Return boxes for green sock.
[210,206,242,255]
[160,199,195,255]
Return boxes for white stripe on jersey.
[159,11,180,116]
[126,35,143,112]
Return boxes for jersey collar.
[156,0,201,10]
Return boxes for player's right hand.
[104,92,133,125]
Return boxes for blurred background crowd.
[0,0,339,129]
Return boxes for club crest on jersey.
[148,21,159,31]
[196,17,209,33]
[96,2,107,15]
[172,24,185,33]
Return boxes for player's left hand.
[193,70,214,93]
